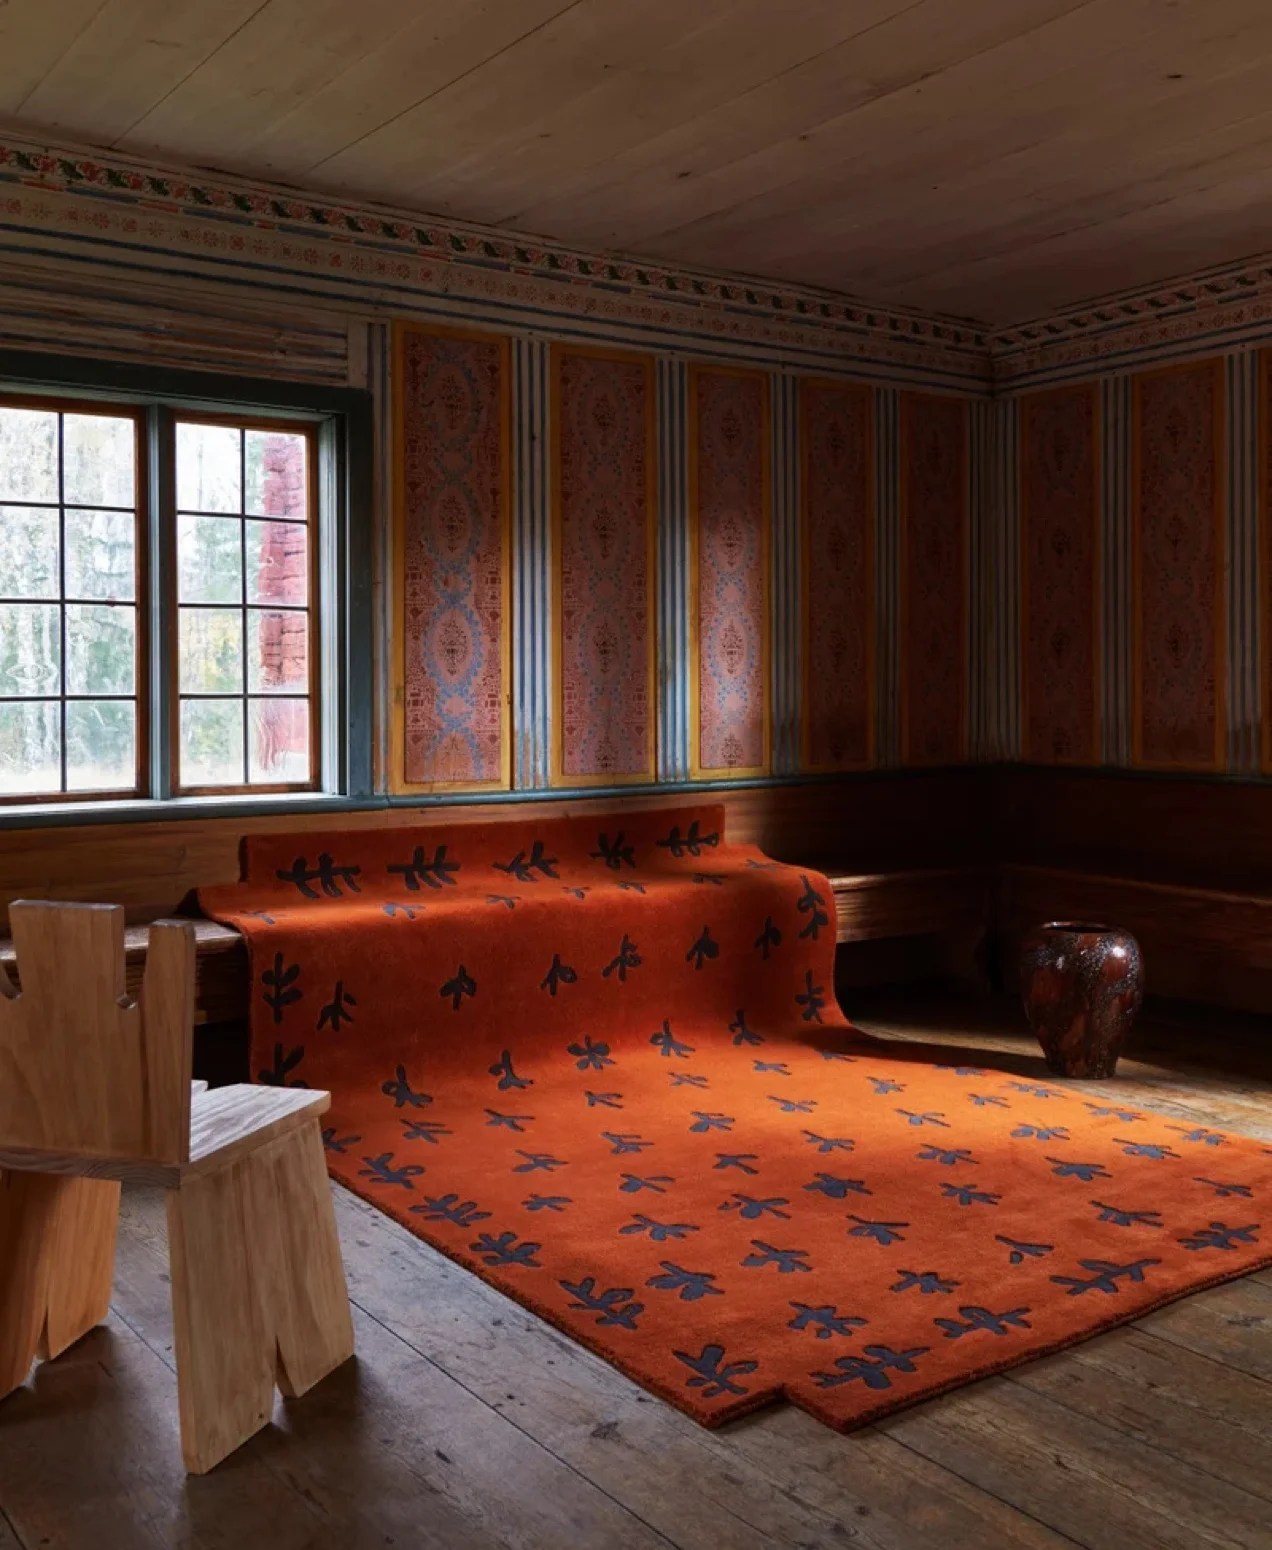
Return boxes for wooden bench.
[0,917,246,1027]
[997,862,1272,1010]
[0,865,992,1032]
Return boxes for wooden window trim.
[0,393,149,806]
[169,412,322,798]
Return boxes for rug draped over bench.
[199,805,1272,1432]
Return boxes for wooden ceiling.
[3,0,1272,326]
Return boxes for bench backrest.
[0,901,195,1167]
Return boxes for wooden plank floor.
[1,991,1269,1550]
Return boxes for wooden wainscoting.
[991,767,1272,1012]
[0,771,986,930]
[18,765,1272,1022]
[0,772,991,1058]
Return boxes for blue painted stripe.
[656,358,690,782]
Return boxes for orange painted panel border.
[1261,351,1272,773]
[1019,383,1100,765]
[391,321,512,795]
[899,392,968,766]
[799,378,874,771]
[550,343,657,787]
[688,363,772,780]
[1131,358,1225,772]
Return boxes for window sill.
[0,791,374,830]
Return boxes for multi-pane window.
[0,391,328,805]
[174,419,317,792]
[0,403,142,798]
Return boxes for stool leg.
[39,1176,120,1361]
[0,1172,119,1398]
[242,1122,354,1399]
[166,1162,274,1475]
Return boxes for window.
[0,402,143,798]
[174,418,317,793]
[0,361,369,810]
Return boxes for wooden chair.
[0,901,354,1473]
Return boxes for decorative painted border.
[390,319,513,795]
[1018,382,1101,766]
[798,377,876,772]
[1130,357,1227,773]
[993,255,1272,388]
[994,254,1272,354]
[549,342,658,787]
[0,134,986,364]
[687,363,773,781]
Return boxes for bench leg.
[0,1172,120,1398]
[167,1123,353,1474]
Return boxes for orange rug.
[199,804,1272,1431]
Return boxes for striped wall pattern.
[656,357,691,783]
[873,389,902,767]
[434,351,983,794]
[368,321,394,789]
[771,373,800,776]
[513,337,551,789]
[1099,375,1134,768]
[1227,352,1260,773]
[978,399,1020,761]
[983,350,1267,774]
[967,400,994,761]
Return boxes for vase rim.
[1035,920,1118,935]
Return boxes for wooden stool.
[0,901,354,1473]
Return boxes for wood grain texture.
[10,2,1272,321]
[993,765,1272,1011]
[166,1157,275,1474]
[239,1122,353,1400]
[0,918,244,1028]
[167,1119,352,1472]
[0,774,988,929]
[0,1172,119,1398]
[0,906,193,1166]
[0,1086,330,1188]
[1,993,1265,1549]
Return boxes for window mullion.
[150,405,176,799]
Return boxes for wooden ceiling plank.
[314,0,763,207]
[907,163,1272,322]
[508,0,1095,251]
[15,0,267,146]
[772,37,1272,290]
[400,0,917,228]
[629,0,1268,263]
[240,0,579,178]
[0,0,112,115]
[117,0,436,164]
[852,98,1272,296]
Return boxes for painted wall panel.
[689,365,771,778]
[799,378,874,770]
[393,321,511,792]
[1020,383,1099,764]
[900,392,968,766]
[1131,359,1225,771]
[551,345,656,785]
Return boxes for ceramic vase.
[1019,922,1143,1079]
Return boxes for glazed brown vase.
[1019,922,1143,1079]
